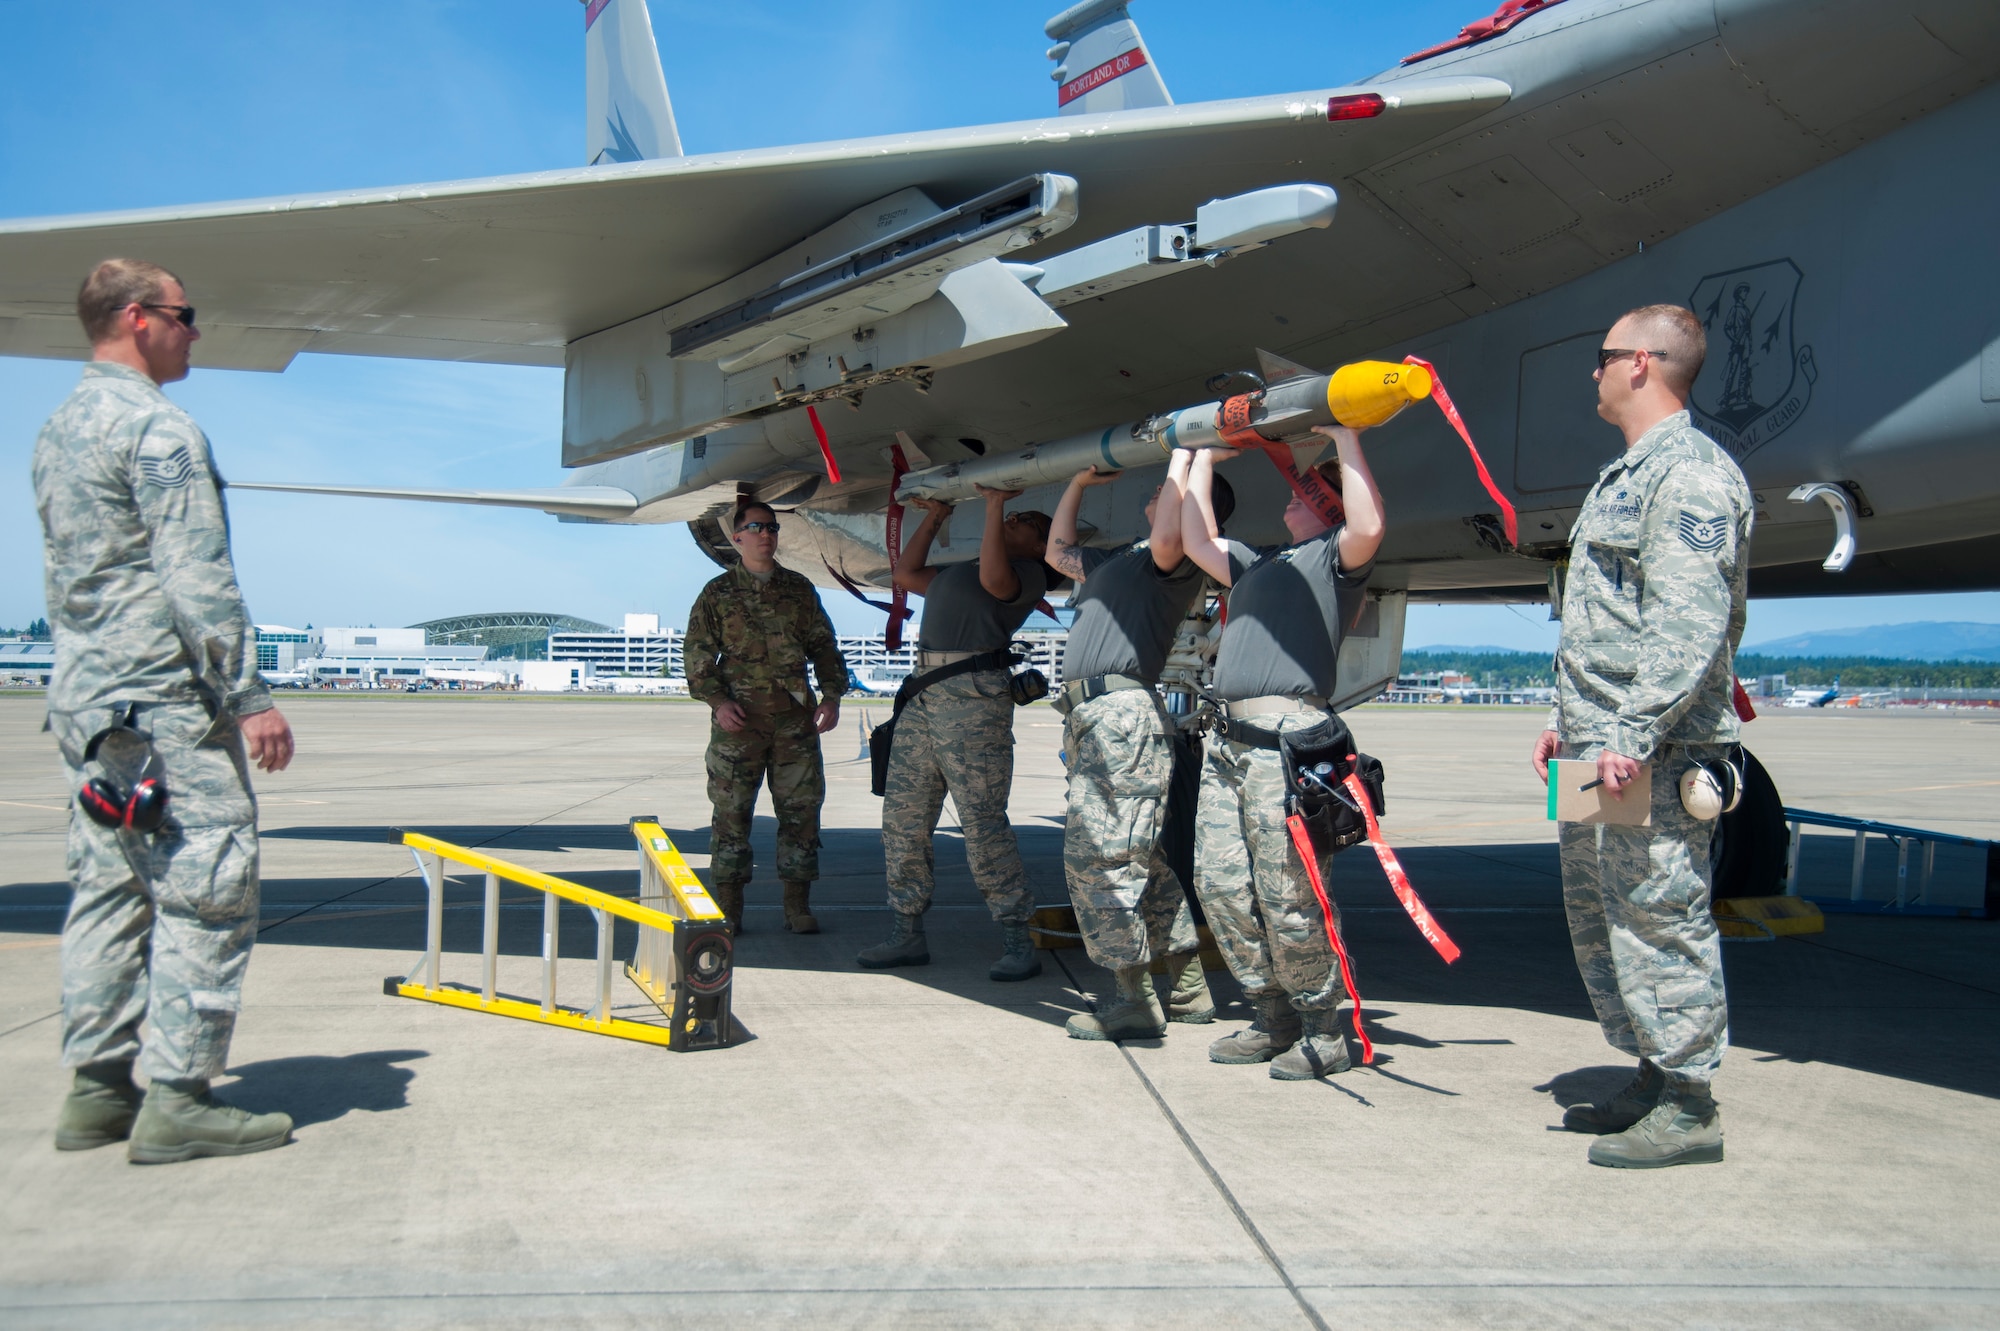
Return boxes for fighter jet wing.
[225,481,638,520]
[0,76,1508,372]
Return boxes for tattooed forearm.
[1047,536,1088,583]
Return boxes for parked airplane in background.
[1784,681,1842,708]
[4,0,1998,717]
[848,669,910,697]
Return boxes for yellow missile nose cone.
[1327,359,1433,427]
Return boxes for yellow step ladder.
[382,816,734,1050]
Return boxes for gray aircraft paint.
[5,0,1999,635]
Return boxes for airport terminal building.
[0,639,55,687]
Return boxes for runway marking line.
[0,799,68,812]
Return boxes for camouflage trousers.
[51,700,261,1085]
[706,704,825,886]
[1558,741,1731,1087]
[1061,688,1198,970]
[881,670,1034,925]
[1192,713,1347,1013]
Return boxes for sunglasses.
[1596,347,1666,370]
[735,520,780,535]
[141,303,197,330]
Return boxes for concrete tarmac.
[1,694,1996,1329]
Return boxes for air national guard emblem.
[1688,258,1818,459]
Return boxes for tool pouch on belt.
[1007,668,1049,706]
[1278,715,1387,857]
[869,648,1021,797]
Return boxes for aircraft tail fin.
[1045,1,1172,116]
[585,0,682,164]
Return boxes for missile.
[893,359,1433,503]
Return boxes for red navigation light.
[1326,93,1387,121]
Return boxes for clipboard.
[1547,757,1652,826]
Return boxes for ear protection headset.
[76,704,170,833]
[1677,756,1743,821]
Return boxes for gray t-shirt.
[1210,532,1372,702]
[916,558,1050,652]
[1061,542,1205,683]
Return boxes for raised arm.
[1048,467,1116,583]
[892,497,954,597]
[1179,449,1234,586]
[975,485,1023,601]
[1323,425,1386,570]
[1150,448,1192,571]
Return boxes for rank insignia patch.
[1677,512,1728,552]
[136,445,196,489]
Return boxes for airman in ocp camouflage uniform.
[35,259,297,1164]
[1533,303,1754,1169]
[685,501,847,934]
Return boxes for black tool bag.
[869,648,1020,796]
[1277,714,1387,857]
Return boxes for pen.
[1578,777,1604,792]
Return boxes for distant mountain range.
[1404,644,1549,656]
[1742,621,2000,662]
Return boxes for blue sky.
[4,0,1995,649]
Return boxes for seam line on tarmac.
[1054,951,1330,1331]
[7,1279,2000,1312]
[0,1008,61,1042]
[1792,935,2000,998]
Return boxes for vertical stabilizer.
[1044,1,1172,116]
[584,0,682,164]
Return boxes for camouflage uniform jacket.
[1549,410,1753,762]
[684,564,847,709]
[32,362,270,719]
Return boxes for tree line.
[1733,654,2000,689]
[1398,648,2000,690]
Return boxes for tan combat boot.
[1268,1007,1352,1080]
[54,1061,142,1151]
[1563,1059,1664,1134]
[127,1080,293,1165]
[1208,994,1302,1065]
[1588,1085,1724,1169]
[1066,966,1168,1041]
[782,881,819,934]
[711,880,746,936]
[1163,952,1216,1024]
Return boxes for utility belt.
[1199,698,1385,856]
[869,648,1049,796]
[1051,672,1153,718]
[1211,694,1329,749]
[729,684,812,715]
[915,648,984,668]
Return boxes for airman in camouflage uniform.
[857,486,1052,981]
[1179,432,1387,1081]
[35,259,295,1163]
[1044,455,1218,1040]
[1533,304,1753,1168]
[685,502,847,934]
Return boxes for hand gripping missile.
[893,360,1433,503]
